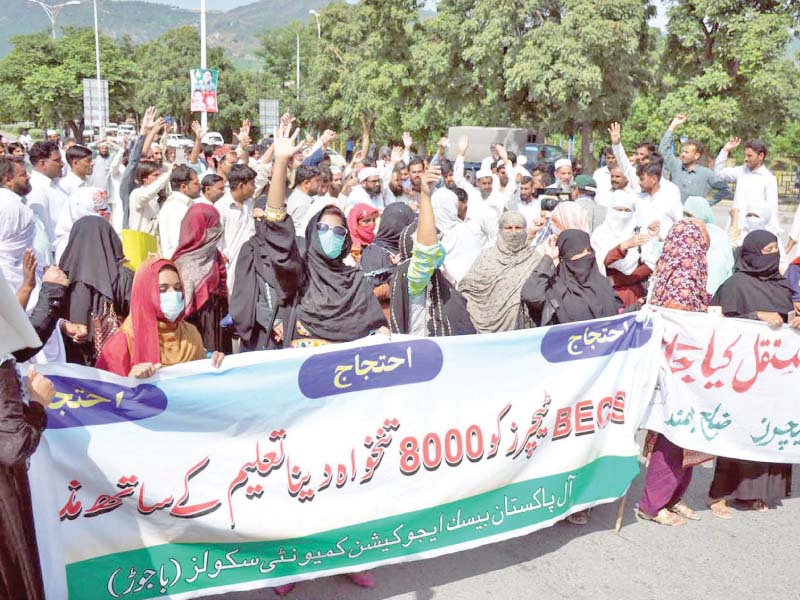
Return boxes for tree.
[0,28,139,140]
[506,0,655,169]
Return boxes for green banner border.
[67,454,639,599]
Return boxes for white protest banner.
[642,308,800,462]
[30,313,658,599]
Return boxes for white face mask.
[160,291,184,322]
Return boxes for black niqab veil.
[547,229,619,323]
[712,230,793,317]
[296,206,387,341]
[58,216,125,302]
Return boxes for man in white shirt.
[635,161,682,240]
[193,174,225,212]
[714,137,780,233]
[157,165,201,258]
[286,165,321,235]
[60,145,94,196]
[548,158,574,193]
[595,165,631,208]
[592,146,617,197]
[17,129,32,152]
[26,141,69,248]
[345,167,386,212]
[129,161,172,235]
[508,175,540,227]
[88,140,115,195]
[217,164,257,293]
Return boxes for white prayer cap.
[358,167,380,182]
[554,158,572,171]
[476,167,493,180]
[516,165,531,178]
[329,165,342,174]
[480,157,494,171]
[517,155,528,166]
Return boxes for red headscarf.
[346,203,379,248]
[95,258,205,375]
[172,204,226,316]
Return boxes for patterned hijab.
[651,219,710,312]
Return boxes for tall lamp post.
[199,0,208,130]
[92,0,101,81]
[309,9,321,39]
[26,0,81,40]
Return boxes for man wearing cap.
[346,166,386,212]
[454,137,514,223]
[572,174,606,232]
[88,139,116,195]
[549,158,574,193]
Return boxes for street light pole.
[92,0,101,81]
[200,0,207,130]
[309,9,321,39]
[26,0,81,40]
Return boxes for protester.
[389,166,475,337]
[431,187,483,285]
[346,203,379,263]
[683,196,734,296]
[572,174,606,232]
[592,146,617,196]
[60,145,93,196]
[26,141,68,249]
[58,216,133,366]
[459,211,541,333]
[230,195,304,351]
[95,258,225,378]
[360,202,416,319]
[218,164,257,293]
[706,230,796,518]
[590,191,658,307]
[128,161,172,235]
[172,204,232,354]
[637,219,711,526]
[157,165,201,258]
[658,114,723,202]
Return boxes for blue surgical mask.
[318,229,345,259]
[160,291,184,322]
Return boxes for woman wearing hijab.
[458,211,542,333]
[521,229,621,328]
[389,173,475,338]
[58,216,133,366]
[431,187,482,285]
[53,187,111,262]
[683,196,734,296]
[346,203,380,263]
[530,199,589,250]
[637,219,711,527]
[706,230,797,518]
[360,202,416,320]
[172,204,231,354]
[95,259,224,378]
[230,195,304,351]
[590,191,658,307]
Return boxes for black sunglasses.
[316,222,347,237]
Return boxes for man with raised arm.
[658,114,723,203]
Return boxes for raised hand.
[191,120,206,140]
[420,165,441,197]
[669,114,687,131]
[402,131,413,150]
[140,106,158,133]
[724,137,741,152]
[320,129,336,148]
[457,135,469,156]
[608,122,622,146]
[496,144,509,162]
[390,145,404,164]
[272,117,302,163]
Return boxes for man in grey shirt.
[573,174,606,232]
[658,113,725,203]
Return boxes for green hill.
[0,0,329,67]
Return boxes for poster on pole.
[259,99,280,137]
[190,68,219,113]
[82,78,109,128]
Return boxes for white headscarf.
[590,190,657,275]
[740,196,773,241]
[431,187,482,285]
[54,186,110,262]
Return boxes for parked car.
[523,143,566,168]
[166,133,194,149]
[104,123,118,138]
[202,132,225,146]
